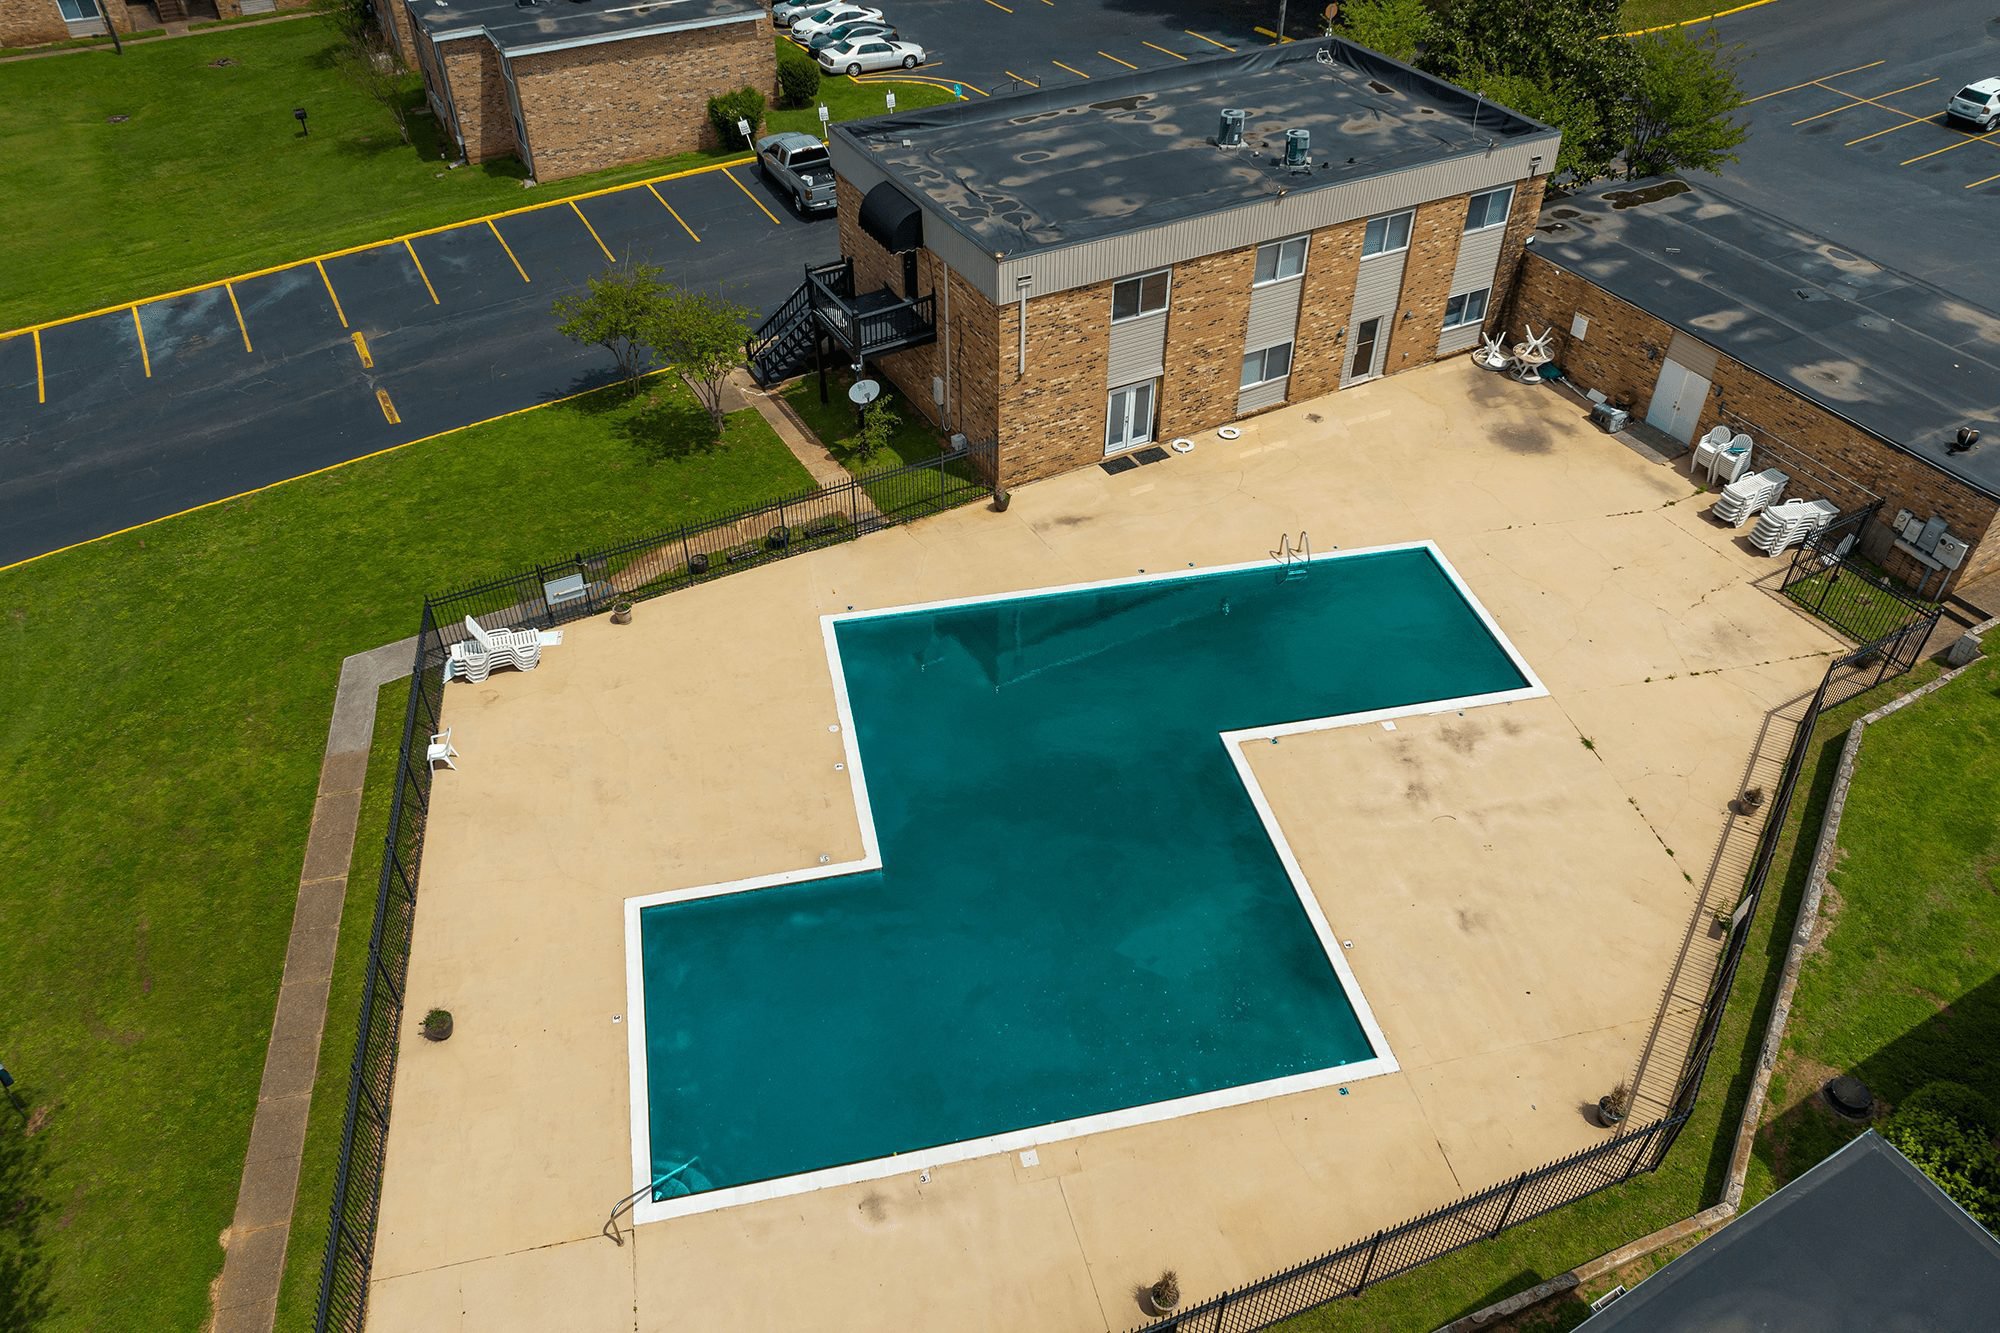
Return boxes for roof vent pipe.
[1217,109,1245,147]
[1283,128,1310,168]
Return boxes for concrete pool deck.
[364,358,1843,1331]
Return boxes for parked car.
[817,36,925,76]
[808,19,896,52]
[756,132,837,215]
[790,4,883,40]
[771,0,820,26]
[1945,78,2000,131]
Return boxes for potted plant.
[610,599,634,625]
[421,1008,453,1042]
[687,552,711,577]
[1149,1270,1181,1315]
[766,524,791,550]
[1597,1080,1631,1128]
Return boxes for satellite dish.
[849,379,881,406]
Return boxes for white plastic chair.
[1819,532,1856,568]
[1476,331,1515,371]
[427,728,459,770]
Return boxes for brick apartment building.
[1,0,303,46]
[1511,179,2000,597]
[747,39,1558,488]
[391,0,775,181]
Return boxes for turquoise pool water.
[638,546,1529,1200]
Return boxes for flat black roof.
[1581,1133,2000,1331]
[416,0,761,56]
[832,38,1553,258]
[1532,178,2000,500]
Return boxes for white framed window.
[1443,288,1490,329]
[1111,270,1170,322]
[1362,210,1413,257]
[1464,186,1514,232]
[1253,236,1308,285]
[1240,341,1294,388]
[56,0,97,18]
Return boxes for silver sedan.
[816,36,926,76]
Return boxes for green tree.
[1332,0,1434,64]
[1626,25,1750,178]
[553,262,670,387]
[853,398,900,465]
[647,289,754,429]
[1462,67,1610,181]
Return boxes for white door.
[1645,358,1711,443]
[1104,379,1157,455]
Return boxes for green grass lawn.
[1747,655,2000,1204]
[0,378,813,1331]
[1267,659,1948,1331]
[782,369,946,473]
[0,23,954,331]
[1617,0,1760,31]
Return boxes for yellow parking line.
[1252,26,1292,43]
[1142,41,1186,60]
[1098,50,1137,69]
[1793,76,1939,124]
[351,331,372,368]
[1901,126,2000,166]
[225,282,252,353]
[488,220,530,282]
[1610,0,1776,39]
[1052,59,1089,79]
[723,168,784,226]
[1846,115,1940,146]
[376,388,399,424]
[1743,60,1884,104]
[648,183,701,242]
[131,305,151,378]
[403,239,440,305]
[869,72,989,96]
[1967,169,2000,189]
[0,154,756,344]
[316,259,348,329]
[1185,30,1233,51]
[1004,68,1039,87]
[571,200,616,263]
[982,0,1011,10]
[33,329,44,404]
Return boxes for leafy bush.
[1882,1082,2000,1231]
[706,86,767,148]
[776,43,821,109]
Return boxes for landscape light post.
[294,107,310,137]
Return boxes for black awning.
[858,182,923,254]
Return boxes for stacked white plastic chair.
[450,614,543,682]
[1711,468,1789,526]
[1692,427,1755,485]
[1750,498,1841,555]
[1475,331,1515,372]
[1510,325,1555,383]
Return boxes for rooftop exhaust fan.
[1283,128,1310,168]
[1217,109,1245,147]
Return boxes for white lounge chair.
[449,615,542,682]
[1819,532,1857,567]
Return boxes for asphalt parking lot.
[0,161,833,567]
[1707,0,2000,308]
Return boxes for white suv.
[1946,78,2000,131]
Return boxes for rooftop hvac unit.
[1936,533,1969,569]
[1283,128,1311,168]
[1217,109,1245,147]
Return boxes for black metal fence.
[1131,616,1937,1333]
[1780,502,1943,646]
[312,442,994,1333]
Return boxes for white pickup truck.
[756,133,837,216]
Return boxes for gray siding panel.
[1342,250,1405,385]
[1448,223,1506,299]
[1106,311,1168,386]
[1245,278,1303,351]
[1437,322,1483,356]
[1237,376,1289,414]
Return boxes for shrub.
[706,86,767,148]
[776,44,821,109]
[1882,1084,2000,1231]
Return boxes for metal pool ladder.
[1273,531,1312,580]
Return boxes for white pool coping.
[622,540,1548,1224]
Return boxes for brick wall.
[1383,195,1469,373]
[1491,175,1547,330]
[512,18,774,180]
[1289,217,1366,401]
[437,38,516,163]
[0,0,69,46]
[379,0,421,66]
[1514,253,2000,594]
[1154,246,1256,443]
[994,279,1116,486]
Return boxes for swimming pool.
[624,542,1544,1218]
